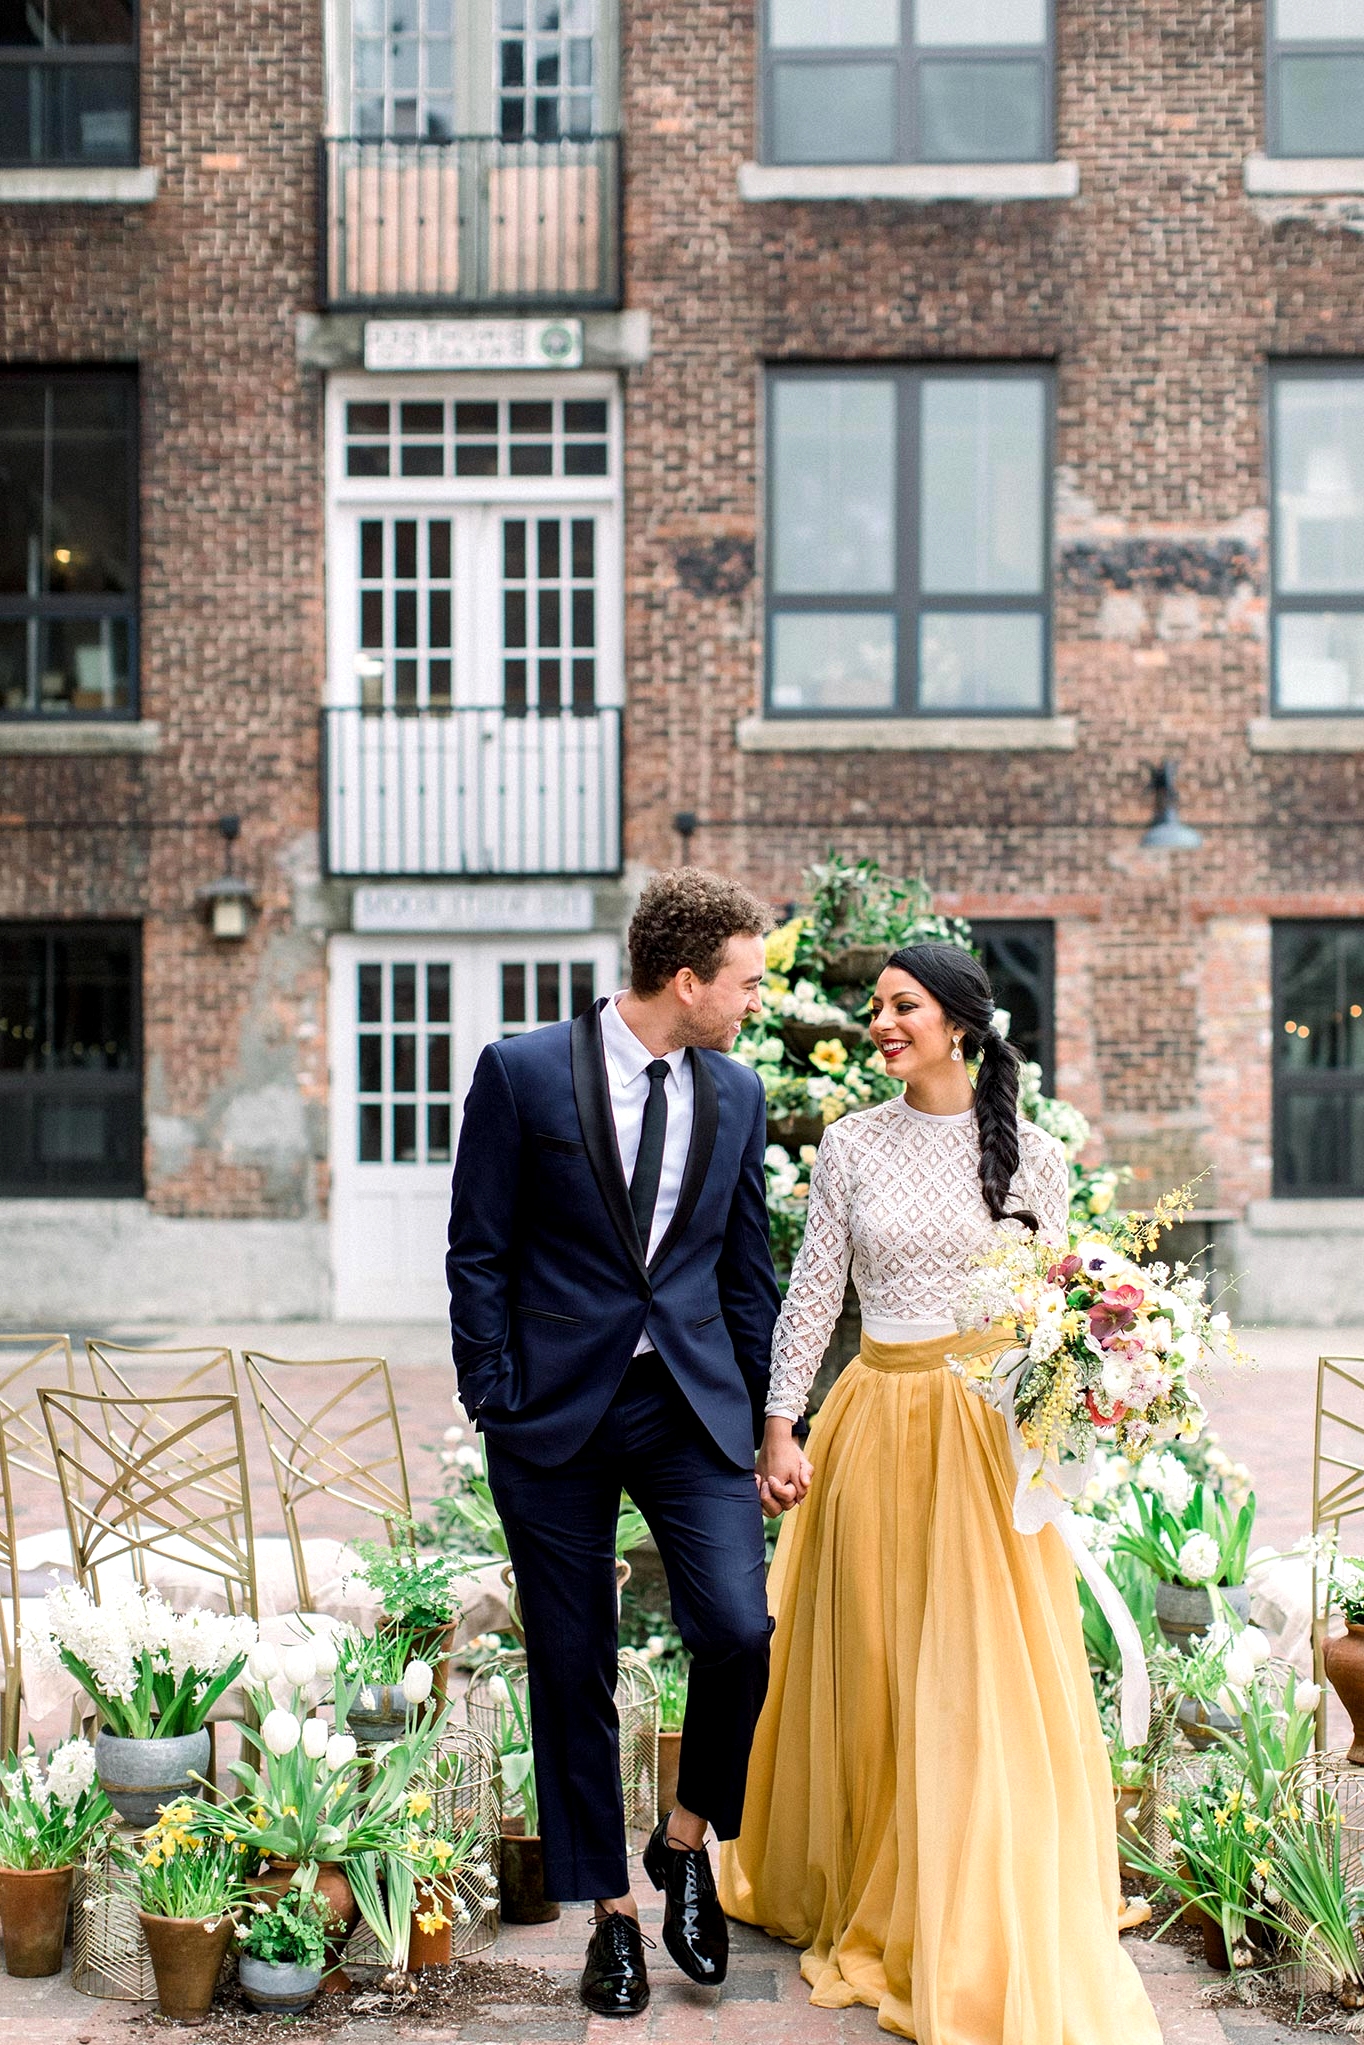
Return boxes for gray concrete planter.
[238,1955,323,2012]
[1154,1579,1250,1652]
[344,1683,409,1745]
[94,1728,210,1828]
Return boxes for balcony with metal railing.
[319,134,622,311]
[322,705,622,877]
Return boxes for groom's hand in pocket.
[757,1419,814,1518]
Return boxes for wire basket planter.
[345,1722,502,1971]
[72,1828,156,2002]
[466,1646,660,1853]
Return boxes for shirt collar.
[600,994,689,1087]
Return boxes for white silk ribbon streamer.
[995,1351,1152,1750]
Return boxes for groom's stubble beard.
[670,994,748,1053]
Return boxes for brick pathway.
[0,1314,1357,2040]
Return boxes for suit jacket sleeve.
[446,1041,521,1412]
[716,1069,782,1444]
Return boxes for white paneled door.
[329,932,618,1319]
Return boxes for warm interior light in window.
[53,548,71,564]
[1297,1024,1311,1037]
[1284,1019,1297,1031]
[1353,1005,1362,1018]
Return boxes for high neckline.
[893,1095,975,1126]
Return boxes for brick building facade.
[1,0,1362,1322]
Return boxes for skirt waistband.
[858,1327,1003,1375]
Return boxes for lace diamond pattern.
[766,1100,1070,1419]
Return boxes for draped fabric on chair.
[0,1334,81,1749]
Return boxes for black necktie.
[629,1058,671,1252]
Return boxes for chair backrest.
[38,1387,258,1618]
[86,1342,244,1515]
[0,1334,79,1494]
[240,1352,412,1610]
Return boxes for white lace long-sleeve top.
[766,1096,1071,1421]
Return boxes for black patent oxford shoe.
[579,1909,652,2017]
[642,1813,729,1986]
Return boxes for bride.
[719,942,1161,2043]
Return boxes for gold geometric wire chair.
[85,1342,242,1499]
[1310,1352,1364,1744]
[240,1353,413,1611]
[0,1334,82,1751]
[37,1386,259,1619]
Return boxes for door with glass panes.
[329,933,618,1318]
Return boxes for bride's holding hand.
[721,942,1162,2045]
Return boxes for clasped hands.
[756,1417,814,1519]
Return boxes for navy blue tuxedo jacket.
[445,998,780,1470]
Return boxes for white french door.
[328,932,618,1318]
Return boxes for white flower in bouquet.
[281,1643,317,1689]
[1209,1311,1231,1335]
[1100,1354,1135,1405]
[261,1709,302,1756]
[325,1733,358,1772]
[1027,1318,1063,1364]
[301,1716,330,1760]
[1176,1531,1222,1584]
[402,1659,434,1704]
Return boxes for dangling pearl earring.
[950,1036,963,1063]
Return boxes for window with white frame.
[1268,0,1364,158]
[328,375,621,717]
[497,0,596,140]
[1271,366,1364,714]
[762,0,1053,167]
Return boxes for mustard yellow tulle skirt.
[719,1332,1162,2044]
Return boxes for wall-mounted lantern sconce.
[198,814,255,940]
[1140,760,1202,852]
[673,810,698,865]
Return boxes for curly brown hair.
[627,869,773,996]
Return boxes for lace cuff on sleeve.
[765,1133,854,1421]
[1023,1133,1071,1249]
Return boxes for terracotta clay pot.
[498,1820,559,1925]
[1113,1785,1144,1876]
[1192,1905,1231,1973]
[249,1861,359,1993]
[1324,1625,1364,1764]
[0,1864,74,1977]
[408,1883,453,1971]
[138,1910,236,2021]
[656,1729,683,1826]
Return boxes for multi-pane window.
[0,0,137,167]
[502,516,597,715]
[345,396,609,480]
[972,920,1054,1090]
[357,517,454,708]
[1271,368,1364,713]
[766,367,1050,716]
[1268,0,1364,157]
[1274,922,1364,1195]
[351,0,454,139]
[0,372,137,718]
[498,0,595,140]
[0,924,141,1194]
[356,959,453,1163]
[500,957,597,1034]
[763,0,1051,166]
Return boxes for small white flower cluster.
[27,1584,257,1710]
[1,1736,97,1815]
[1176,1531,1223,1584]
[774,978,847,1026]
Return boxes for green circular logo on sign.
[539,323,576,361]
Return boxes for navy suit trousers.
[485,1352,773,1903]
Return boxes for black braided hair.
[882,941,1039,1234]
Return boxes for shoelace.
[589,1911,657,1951]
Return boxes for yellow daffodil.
[250,1807,268,1829]
[408,1792,433,1820]
[1213,1809,1229,1830]
[1160,1806,1180,1825]
[1243,1815,1260,1835]
[1254,1859,1273,1880]
[429,1838,456,1866]
[416,1908,449,1935]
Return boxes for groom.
[446,869,782,2016]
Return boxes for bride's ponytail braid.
[882,942,1039,1234]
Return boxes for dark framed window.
[1273,921,1364,1196]
[972,920,1054,1091]
[497,0,596,140]
[762,0,1052,167]
[0,370,137,718]
[0,0,137,168]
[765,365,1051,717]
[0,923,142,1195]
[1270,365,1364,715]
[1267,0,1364,158]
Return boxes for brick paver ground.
[0,1315,1357,2041]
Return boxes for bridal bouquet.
[949,1185,1239,1475]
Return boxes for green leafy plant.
[351,1537,467,1630]
[1112,1481,1256,1588]
[433,1438,647,1565]
[482,1670,538,1834]
[655,1658,688,1734]
[236,1885,331,1968]
[1330,1554,1364,1626]
[1265,1788,1364,1990]
[139,1803,245,1920]
[1121,1766,1283,1963]
[0,1739,113,1870]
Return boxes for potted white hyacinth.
[1112,1480,1257,1652]
[27,1584,256,1826]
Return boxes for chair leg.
[205,1719,217,1790]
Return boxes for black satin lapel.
[571,999,650,1284]
[649,1048,719,1275]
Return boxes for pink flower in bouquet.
[1088,1283,1144,1346]
[1085,1389,1126,1427]
[1048,1253,1082,1285]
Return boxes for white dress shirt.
[598,994,694,1319]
